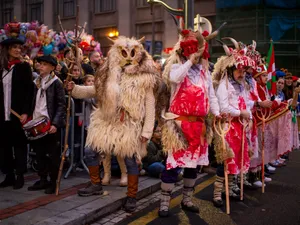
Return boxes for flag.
[266,40,276,95]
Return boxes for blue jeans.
[147,162,165,178]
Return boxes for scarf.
[7,60,21,70]
[34,73,58,99]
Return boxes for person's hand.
[48,125,57,134]
[240,110,250,120]
[136,158,142,166]
[64,80,75,91]
[20,114,28,124]
[259,100,272,108]
[140,136,148,143]
[215,113,227,123]
[291,102,298,109]
[189,52,201,65]
[246,119,253,132]
[294,87,300,94]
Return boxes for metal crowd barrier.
[64,97,88,179]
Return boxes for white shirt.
[2,67,13,121]
[33,75,50,120]
[216,79,252,119]
[169,61,220,116]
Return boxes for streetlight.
[147,0,194,29]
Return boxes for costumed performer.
[212,41,255,207]
[66,36,159,212]
[157,28,221,217]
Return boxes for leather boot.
[213,176,224,207]
[158,182,174,217]
[45,181,56,194]
[101,155,111,186]
[0,173,15,188]
[78,165,103,197]
[28,177,49,191]
[117,155,128,187]
[13,174,25,190]
[181,178,199,213]
[124,174,139,212]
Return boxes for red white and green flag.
[266,40,276,95]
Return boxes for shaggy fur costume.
[73,36,159,159]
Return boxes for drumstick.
[10,109,22,120]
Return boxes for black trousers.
[0,121,27,175]
[31,130,61,182]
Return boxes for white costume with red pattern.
[216,79,251,174]
[165,61,219,169]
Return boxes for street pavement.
[1,150,299,225]
[0,169,162,225]
[111,150,300,225]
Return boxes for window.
[1,0,13,26]
[28,0,43,22]
[95,0,116,13]
[136,0,149,7]
[63,0,76,17]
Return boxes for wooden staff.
[238,117,249,201]
[214,116,232,215]
[10,109,22,120]
[56,5,84,196]
[255,108,271,193]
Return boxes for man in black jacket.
[0,38,34,189]
[27,55,66,194]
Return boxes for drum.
[23,117,51,140]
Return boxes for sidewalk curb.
[98,173,210,225]
[35,178,161,225]
[36,174,209,225]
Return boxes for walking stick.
[238,117,249,201]
[56,5,85,196]
[214,116,232,215]
[255,108,271,193]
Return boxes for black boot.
[124,197,137,212]
[45,182,56,194]
[78,182,103,197]
[0,174,15,188]
[13,175,24,189]
[28,177,49,191]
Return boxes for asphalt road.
[119,150,300,225]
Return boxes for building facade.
[0,0,216,56]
